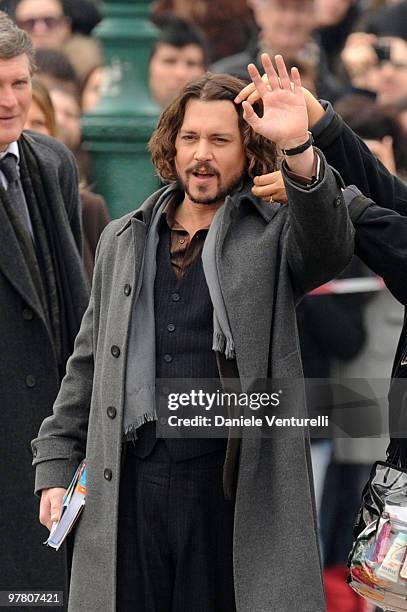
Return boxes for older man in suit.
[0,11,88,610]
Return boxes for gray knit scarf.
[123,188,235,441]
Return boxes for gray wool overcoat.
[33,152,354,612]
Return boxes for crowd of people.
[1,0,407,611]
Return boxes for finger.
[242,100,260,130]
[252,184,288,203]
[247,63,269,98]
[39,497,51,528]
[252,183,279,197]
[50,496,63,524]
[261,53,280,91]
[253,171,281,186]
[252,181,285,197]
[275,55,291,90]
[290,67,302,95]
[234,81,256,104]
[246,90,262,105]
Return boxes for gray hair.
[0,11,36,74]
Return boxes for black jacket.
[312,103,407,457]
[0,132,89,606]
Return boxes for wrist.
[284,146,316,177]
[281,132,313,157]
[278,133,310,152]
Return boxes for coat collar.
[115,183,177,236]
[115,178,281,237]
[229,180,282,223]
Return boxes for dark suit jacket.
[0,131,89,607]
[312,104,407,459]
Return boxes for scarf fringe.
[124,411,158,442]
[213,331,235,360]
[213,330,225,353]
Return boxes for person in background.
[25,81,110,280]
[14,0,71,50]
[49,87,81,152]
[393,94,407,139]
[63,34,103,85]
[80,16,208,116]
[149,15,207,108]
[212,0,344,101]
[62,0,101,36]
[25,78,57,136]
[335,95,407,175]
[150,0,256,64]
[364,0,407,41]
[314,0,361,76]
[0,11,88,610]
[35,48,79,96]
[49,85,91,186]
[80,63,105,112]
[341,33,407,107]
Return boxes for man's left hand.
[241,54,309,151]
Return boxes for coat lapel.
[130,217,147,291]
[217,191,282,382]
[0,201,46,321]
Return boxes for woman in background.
[25,79,111,280]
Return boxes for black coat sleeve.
[311,102,407,215]
[354,203,407,305]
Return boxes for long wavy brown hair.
[149,73,277,183]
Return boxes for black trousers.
[116,441,236,612]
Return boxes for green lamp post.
[82,0,161,219]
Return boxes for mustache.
[186,162,220,177]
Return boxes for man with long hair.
[33,55,353,611]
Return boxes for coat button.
[107,406,117,419]
[334,196,343,208]
[171,293,180,302]
[111,345,120,358]
[167,323,176,332]
[163,353,173,363]
[22,308,33,320]
[104,468,112,481]
[26,375,36,388]
[124,284,132,296]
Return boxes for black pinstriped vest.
[130,222,227,460]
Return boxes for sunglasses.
[17,16,65,32]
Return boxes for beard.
[178,162,246,206]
